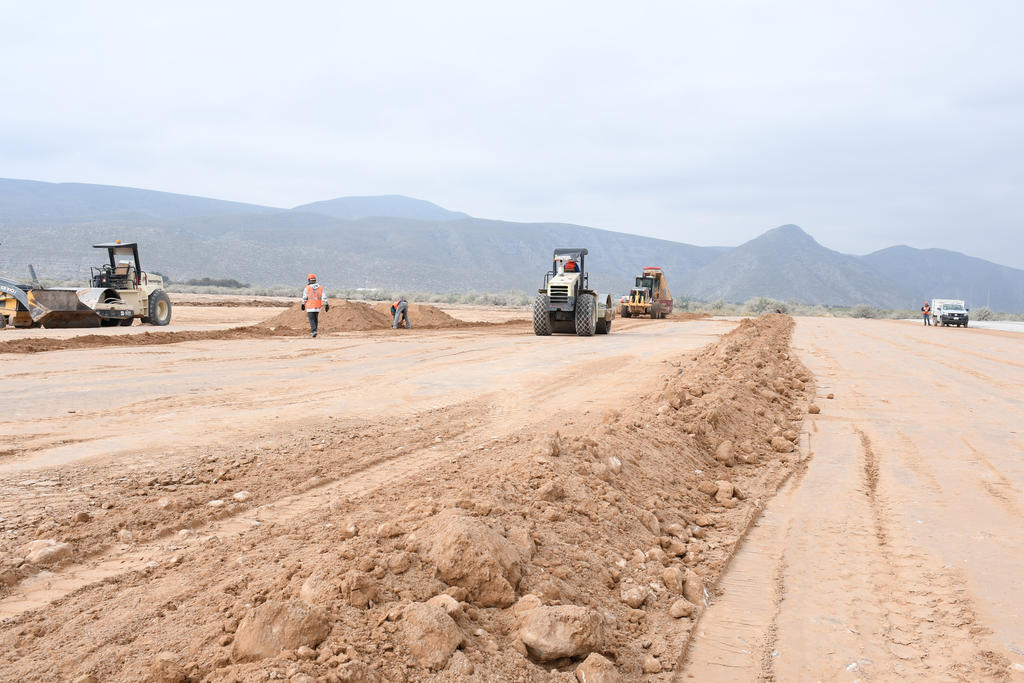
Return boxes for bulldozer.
[533,248,614,336]
[0,242,172,329]
[620,266,673,319]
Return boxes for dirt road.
[684,319,1024,681]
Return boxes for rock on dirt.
[641,653,662,673]
[518,605,607,662]
[662,566,684,595]
[714,440,735,466]
[150,650,186,683]
[771,436,794,453]
[714,481,735,504]
[426,593,462,617]
[683,569,705,606]
[669,598,696,619]
[22,539,73,566]
[808,404,821,414]
[619,581,649,608]
[402,602,462,671]
[418,510,525,607]
[575,652,621,682]
[231,600,330,662]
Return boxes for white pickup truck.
[931,299,969,327]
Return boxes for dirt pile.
[0,325,289,354]
[0,315,814,681]
[262,300,467,332]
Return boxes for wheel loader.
[0,242,171,329]
[620,266,673,319]
[533,248,614,336]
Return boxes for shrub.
[849,304,878,318]
[973,306,994,321]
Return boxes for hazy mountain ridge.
[2,178,1022,312]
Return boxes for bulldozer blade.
[28,289,102,328]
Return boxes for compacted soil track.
[684,319,1024,681]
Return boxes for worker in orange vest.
[921,301,931,326]
[300,274,329,337]
[391,297,410,329]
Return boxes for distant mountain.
[293,195,469,222]
[861,246,1024,313]
[3,179,1023,312]
[0,178,278,222]
[686,225,917,309]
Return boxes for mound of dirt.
[263,300,471,332]
[0,325,288,354]
[0,314,815,681]
[263,300,393,332]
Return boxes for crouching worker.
[301,273,329,338]
[391,297,410,329]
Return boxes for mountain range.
[1,178,1022,312]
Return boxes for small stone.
[338,520,358,539]
[782,429,799,442]
[375,521,403,538]
[665,539,687,557]
[683,569,704,606]
[117,529,133,543]
[641,654,661,673]
[575,652,620,682]
[808,404,821,414]
[426,593,462,617]
[607,456,622,475]
[513,593,543,618]
[518,605,606,662]
[665,523,686,537]
[231,600,330,662]
[150,650,186,683]
[661,566,684,594]
[771,436,794,453]
[538,481,564,502]
[638,510,660,536]
[402,602,461,670]
[646,547,668,565]
[715,440,735,466]
[296,645,316,660]
[73,511,91,523]
[669,598,696,619]
[620,582,648,609]
[697,480,718,496]
[387,551,413,574]
[177,529,192,538]
[826,393,834,399]
[207,499,225,507]
[232,491,252,502]
[714,481,734,504]
[157,497,181,511]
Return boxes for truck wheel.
[119,318,134,327]
[596,316,611,334]
[147,290,172,326]
[533,294,552,336]
[622,307,631,318]
[575,293,596,337]
[0,314,5,329]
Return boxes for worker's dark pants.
[307,311,319,335]
[393,302,410,329]
[923,314,930,326]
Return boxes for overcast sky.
[2,1,1022,267]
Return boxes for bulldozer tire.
[119,318,134,327]
[0,314,5,329]
[621,307,631,318]
[575,293,596,337]
[596,316,611,334]
[533,294,552,336]
[147,290,172,326]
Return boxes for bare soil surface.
[0,312,815,681]
[684,318,1024,681]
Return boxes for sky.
[1,1,1023,267]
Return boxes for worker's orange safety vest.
[305,284,324,309]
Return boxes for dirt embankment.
[0,314,813,681]
[0,301,510,354]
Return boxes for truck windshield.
[943,304,964,311]
[635,277,655,289]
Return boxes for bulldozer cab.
[92,242,141,289]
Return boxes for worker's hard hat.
[308,273,317,281]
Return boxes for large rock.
[714,440,735,466]
[661,566,684,595]
[402,602,462,671]
[22,539,72,566]
[150,651,186,683]
[417,511,525,607]
[518,605,606,662]
[575,652,620,682]
[231,600,331,662]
